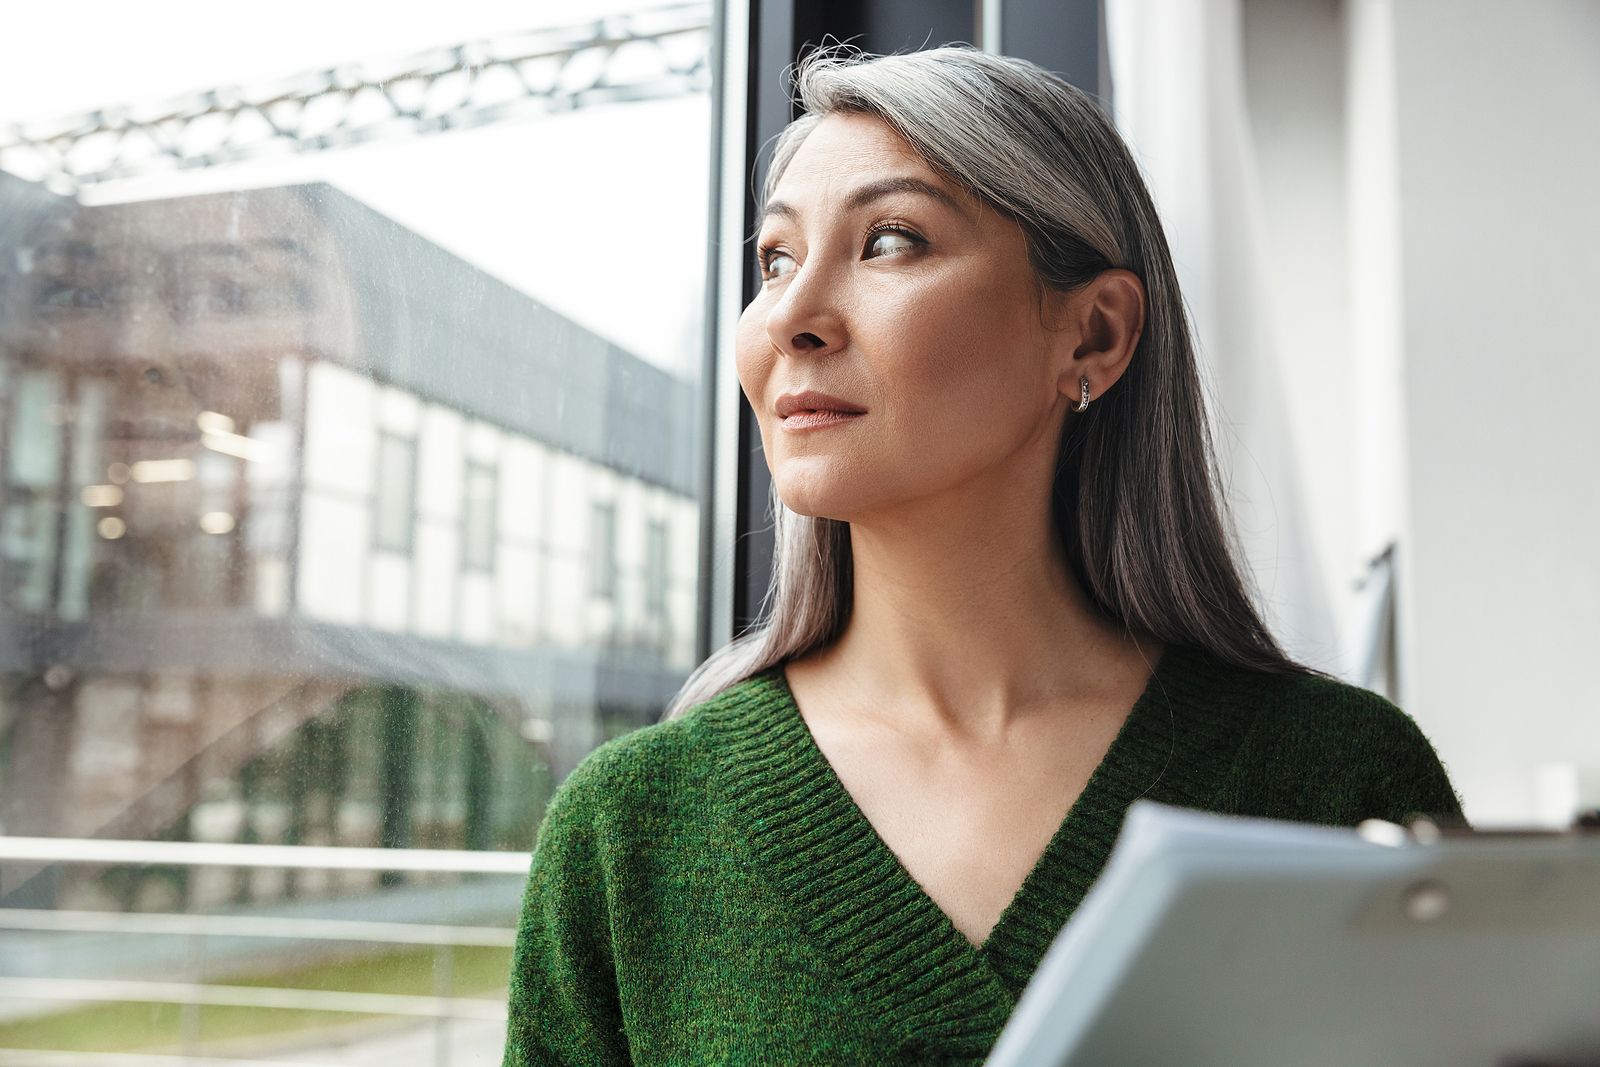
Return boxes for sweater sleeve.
[502,762,633,1066]
[1359,703,1471,831]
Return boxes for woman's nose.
[762,261,843,358]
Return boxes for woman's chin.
[778,496,841,520]
[774,482,855,521]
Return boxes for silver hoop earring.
[1074,376,1091,412]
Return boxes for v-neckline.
[773,644,1178,960]
[701,641,1243,1055]
[774,645,1175,959]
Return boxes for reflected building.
[0,171,702,908]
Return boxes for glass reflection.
[0,103,703,914]
[1,171,700,908]
[0,8,710,1056]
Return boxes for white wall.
[1384,0,1600,824]
[1239,0,1599,825]
[1241,0,1374,663]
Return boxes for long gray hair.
[664,42,1328,720]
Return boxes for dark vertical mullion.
[998,0,1105,105]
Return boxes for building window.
[373,432,417,553]
[645,518,668,620]
[461,460,497,573]
[589,500,616,599]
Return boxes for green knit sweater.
[500,643,1467,1065]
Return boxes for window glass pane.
[373,431,418,553]
[462,459,497,573]
[646,517,669,617]
[590,499,618,600]
[0,2,714,1057]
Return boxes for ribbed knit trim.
[701,674,1013,1052]
[973,643,1255,994]
[700,642,1256,1051]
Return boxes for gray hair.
[663,42,1327,719]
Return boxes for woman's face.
[735,111,1078,523]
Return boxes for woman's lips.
[779,410,865,430]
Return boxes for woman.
[502,42,1465,1065]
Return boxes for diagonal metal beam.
[0,2,711,194]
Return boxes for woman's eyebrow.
[760,175,973,227]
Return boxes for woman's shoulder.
[1180,647,1465,826]
[543,670,779,820]
[1164,643,1428,741]
[1220,656,1442,758]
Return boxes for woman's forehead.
[780,113,929,184]
[767,115,984,228]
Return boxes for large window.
[0,1,716,1057]
[0,0,1108,1058]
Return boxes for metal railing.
[0,836,532,1066]
[0,2,712,192]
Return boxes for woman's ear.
[1058,269,1146,403]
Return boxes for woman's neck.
[797,497,1160,740]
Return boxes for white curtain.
[1104,0,1347,677]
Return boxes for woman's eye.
[757,226,921,281]
[865,229,917,257]
[761,249,796,280]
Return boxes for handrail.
[0,836,531,873]
[0,834,526,1062]
[0,1052,347,1066]
[0,978,506,1021]
[0,908,516,947]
